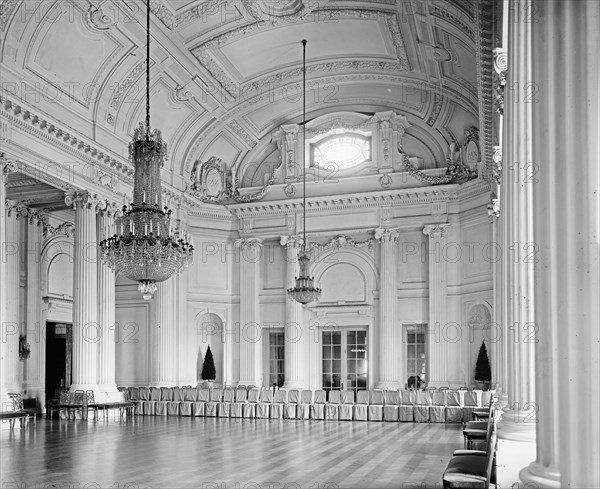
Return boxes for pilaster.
[280,235,304,389]
[234,237,263,387]
[374,228,400,389]
[422,224,450,387]
[149,278,178,387]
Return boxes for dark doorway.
[45,322,72,402]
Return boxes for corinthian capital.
[374,228,399,243]
[423,224,450,238]
[280,235,303,249]
[234,237,263,251]
[64,191,101,210]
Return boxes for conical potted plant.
[474,341,492,390]
[201,345,216,388]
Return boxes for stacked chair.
[383,390,401,421]
[367,390,384,421]
[399,389,415,422]
[339,390,355,420]
[353,390,369,421]
[325,390,341,420]
[121,385,492,429]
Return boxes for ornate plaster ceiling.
[0,0,486,192]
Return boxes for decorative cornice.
[423,223,451,237]
[474,0,495,181]
[1,97,133,179]
[228,121,257,148]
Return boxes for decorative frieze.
[308,234,375,256]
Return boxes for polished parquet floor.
[1,416,464,489]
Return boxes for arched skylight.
[311,134,371,170]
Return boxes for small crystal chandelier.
[287,40,321,305]
[99,0,193,300]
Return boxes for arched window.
[311,133,371,170]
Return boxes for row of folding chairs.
[124,386,494,423]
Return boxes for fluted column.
[422,224,450,387]
[280,235,304,389]
[149,278,178,387]
[66,191,99,391]
[25,208,45,396]
[1,160,18,412]
[520,2,599,488]
[4,201,22,392]
[96,206,120,399]
[495,2,537,485]
[234,238,263,386]
[374,228,400,389]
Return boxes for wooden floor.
[1,416,464,488]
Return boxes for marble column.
[495,1,537,485]
[4,200,22,392]
[25,209,45,398]
[280,235,304,389]
[149,278,178,387]
[65,191,100,392]
[234,238,263,386]
[374,228,400,389]
[96,207,121,400]
[422,224,450,387]
[519,1,600,488]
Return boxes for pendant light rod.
[145,0,151,134]
[302,39,307,250]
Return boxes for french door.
[322,329,368,393]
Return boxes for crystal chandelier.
[287,40,321,305]
[99,0,193,300]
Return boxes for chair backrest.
[237,385,246,390]
[128,387,139,400]
[426,386,437,391]
[185,388,198,401]
[247,388,260,403]
[485,432,497,488]
[198,388,210,402]
[385,390,400,405]
[288,389,300,404]
[432,390,447,406]
[274,389,288,403]
[464,390,481,406]
[300,390,313,404]
[415,390,431,405]
[235,388,247,402]
[171,386,182,402]
[160,387,172,401]
[150,387,161,401]
[209,388,223,402]
[356,390,369,405]
[10,394,24,411]
[313,390,326,404]
[459,386,468,390]
[328,390,341,404]
[341,390,355,404]
[259,389,273,403]
[369,390,384,405]
[73,390,85,405]
[400,389,416,405]
[438,386,449,390]
[222,387,235,402]
[85,390,95,404]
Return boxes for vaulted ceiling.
[0,0,490,196]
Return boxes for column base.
[520,461,561,489]
[376,381,400,390]
[497,410,537,488]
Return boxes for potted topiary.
[474,341,492,390]
[201,345,216,387]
